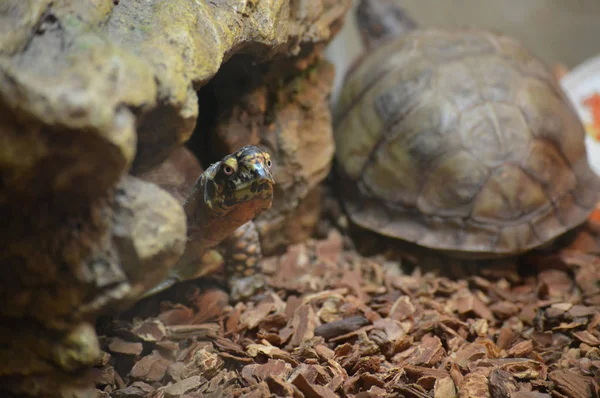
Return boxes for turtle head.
[203,145,275,220]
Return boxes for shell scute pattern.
[335,29,600,256]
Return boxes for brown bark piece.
[113,381,155,398]
[288,304,317,348]
[490,358,548,380]
[166,324,219,340]
[489,301,520,319]
[241,359,293,385]
[293,373,339,398]
[489,368,518,398]
[129,352,172,383]
[572,330,600,346]
[241,299,277,330]
[548,370,592,398]
[513,392,552,398]
[454,290,495,321]
[315,316,370,339]
[507,340,534,357]
[407,335,445,367]
[538,270,574,298]
[246,344,297,365]
[157,305,195,326]
[434,376,456,398]
[389,296,416,321]
[189,289,231,324]
[131,320,167,342]
[315,230,343,265]
[181,347,224,380]
[459,372,490,398]
[108,338,143,356]
[163,376,203,398]
[454,342,489,369]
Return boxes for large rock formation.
[0,0,350,396]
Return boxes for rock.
[0,322,102,397]
[0,174,186,396]
[0,0,351,395]
[109,175,187,304]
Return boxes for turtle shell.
[333,28,600,257]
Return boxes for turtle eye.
[223,165,234,175]
[266,159,272,168]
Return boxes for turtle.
[137,144,275,299]
[192,57,337,256]
[332,0,600,259]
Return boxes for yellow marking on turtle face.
[223,157,239,173]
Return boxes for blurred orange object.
[589,202,600,222]
[582,92,600,141]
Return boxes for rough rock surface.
[0,0,351,396]
[0,173,187,397]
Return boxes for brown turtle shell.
[333,28,600,257]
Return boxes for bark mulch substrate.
[94,217,600,397]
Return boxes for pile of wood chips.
[94,218,600,398]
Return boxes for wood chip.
[434,376,456,398]
[407,335,445,367]
[246,343,297,365]
[166,323,219,340]
[488,358,547,380]
[240,299,276,330]
[389,296,415,321]
[489,368,518,398]
[163,376,203,397]
[190,288,230,324]
[507,340,533,357]
[315,229,343,265]
[287,304,317,348]
[157,304,195,326]
[315,315,370,339]
[293,372,339,398]
[131,319,167,342]
[454,290,495,321]
[459,371,490,398]
[548,369,592,398]
[113,381,155,398]
[108,337,143,356]
[129,351,171,383]
[241,359,293,384]
[573,330,600,346]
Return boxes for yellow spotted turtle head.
[203,145,275,218]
